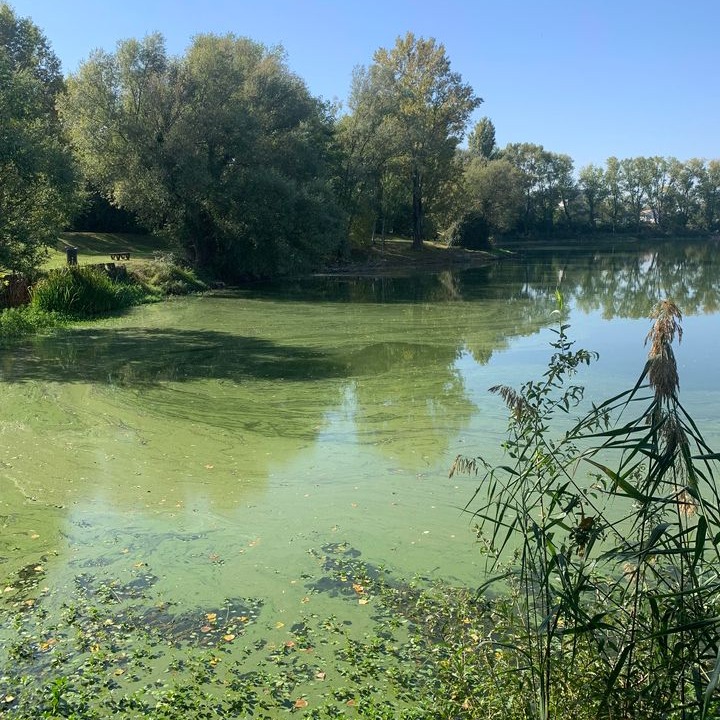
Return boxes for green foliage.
[455,298,720,719]
[0,304,63,338]
[59,33,343,280]
[467,116,497,160]
[30,266,144,318]
[343,33,481,249]
[133,253,207,295]
[463,157,525,236]
[445,210,492,250]
[0,4,80,274]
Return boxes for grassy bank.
[0,236,207,338]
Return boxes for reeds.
[457,298,720,719]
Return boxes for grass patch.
[132,253,208,295]
[30,266,146,319]
[45,232,172,270]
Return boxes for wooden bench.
[109,252,131,261]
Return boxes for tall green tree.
[351,32,481,249]
[697,159,720,231]
[0,3,78,274]
[578,163,607,230]
[59,33,343,279]
[501,143,576,235]
[464,157,524,236]
[467,116,497,160]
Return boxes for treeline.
[2,3,718,280]
[461,143,720,241]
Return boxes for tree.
[59,33,344,279]
[464,158,524,236]
[619,157,648,233]
[351,32,481,249]
[337,67,407,248]
[604,157,624,232]
[501,143,575,235]
[697,159,720,232]
[467,116,497,160]
[578,164,608,230]
[0,4,79,274]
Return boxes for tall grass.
[30,266,145,319]
[454,297,720,719]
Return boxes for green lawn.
[46,232,171,269]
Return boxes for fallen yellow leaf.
[223,634,235,642]
[206,612,217,622]
[275,621,285,629]
[293,698,308,709]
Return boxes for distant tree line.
[2,2,719,279]
[461,140,720,242]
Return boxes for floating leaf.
[204,464,214,469]
[293,698,308,709]
[206,612,217,622]
[114,668,125,676]
[284,640,295,648]
[275,621,285,629]
[223,634,235,642]
[352,583,364,594]
[358,597,369,605]
[315,671,326,680]
[200,625,212,633]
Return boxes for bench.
[109,252,131,261]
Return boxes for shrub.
[446,210,493,250]
[30,266,143,318]
[0,305,63,338]
[133,253,207,296]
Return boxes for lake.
[2,239,719,714]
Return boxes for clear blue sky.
[7,0,720,170]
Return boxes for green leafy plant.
[30,266,144,318]
[132,253,208,296]
[455,298,720,719]
[0,305,63,338]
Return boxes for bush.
[30,266,144,318]
[446,210,493,250]
[0,305,63,338]
[133,254,207,295]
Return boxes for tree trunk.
[412,168,423,249]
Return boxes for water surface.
[2,240,719,709]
